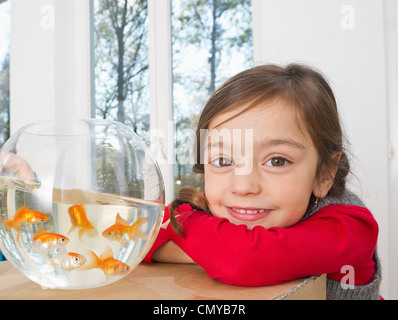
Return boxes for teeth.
[232,208,266,214]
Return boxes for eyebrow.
[205,142,230,156]
[261,139,306,150]
[205,138,306,152]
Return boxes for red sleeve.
[166,205,378,286]
[142,204,171,264]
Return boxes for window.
[6,0,253,202]
[93,0,254,197]
[171,0,253,194]
[0,0,10,147]
[93,0,150,144]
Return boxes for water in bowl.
[0,178,163,289]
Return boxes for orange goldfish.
[51,252,87,271]
[3,206,49,239]
[33,226,69,250]
[102,213,148,243]
[78,247,130,279]
[67,204,98,240]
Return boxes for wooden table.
[0,261,325,300]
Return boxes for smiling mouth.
[231,208,267,214]
[227,207,272,221]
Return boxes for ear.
[313,152,342,199]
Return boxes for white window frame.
[148,0,174,204]
[10,0,93,131]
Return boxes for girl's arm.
[143,204,194,264]
[152,240,194,264]
[166,205,378,286]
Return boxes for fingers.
[0,153,36,182]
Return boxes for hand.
[0,153,37,183]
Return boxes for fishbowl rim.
[13,118,133,138]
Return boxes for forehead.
[207,100,312,145]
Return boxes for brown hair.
[170,63,350,235]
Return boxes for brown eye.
[271,158,285,166]
[266,157,289,167]
[212,157,234,167]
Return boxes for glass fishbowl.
[0,119,165,289]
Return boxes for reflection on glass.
[93,0,149,144]
[171,0,253,194]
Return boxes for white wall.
[384,0,398,301]
[252,0,396,298]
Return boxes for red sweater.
[144,203,378,287]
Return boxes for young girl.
[143,64,381,300]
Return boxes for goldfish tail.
[3,219,21,240]
[128,217,149,241]
[67,225,77,235]
[4,218,22,230]
[87,227,99,239]
[3,219,15,230]
[76,250,102,271]
[78,226,98,241]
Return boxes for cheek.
[269,172,315,227]
[203,167,213,195]
[204,165,225,192]
[204,168,224,217]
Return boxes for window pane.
[0,0,10,147]
[171,0,253,194]
[93,0,149,144]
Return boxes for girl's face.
[204,101,328,230]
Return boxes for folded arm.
[165,205,378,286]
[143,204,194,264]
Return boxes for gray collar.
[301,189,366,221]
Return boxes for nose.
[230,169,262,196]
